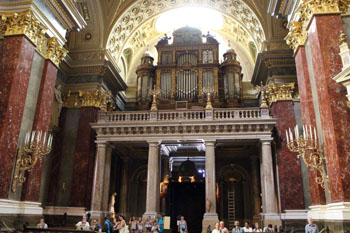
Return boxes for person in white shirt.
[151,221,159,233]
[253,223,262,232]
[211,223,221,233]
[36,218,48,229]
[220,221,229,233]
[76,216,90,230]
[242,222,252,232]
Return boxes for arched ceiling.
[107,0,266,62]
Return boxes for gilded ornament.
[265,82,295,105]
[46,37,68,67]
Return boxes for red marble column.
[271,101,305,211]
[69,107,98,208]
[307,14,350,202]
[22,60,58,202]
[0,35,35,199]
[294,46,326,205]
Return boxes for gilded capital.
[63,88,115,111]
[0,10,47,47]
[46,37,68,67]
[285,21,305,52]
[265,83,295,105]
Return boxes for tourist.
[219,221,228,233]
[243,222,252,232]
[36,218,48,229]
[232,221,244,233]
[138,217,144,233]
[130,216,138,233]
[152,221,159,233]
[263,224,273,232]
[253,223,262,232]
[103,217,113,233]
[76,216,90,230]
[157,214,164,233]
[116,215,129,233]
[211,223,221,233]
[178,216,187,233]
[145,216,152,233]
[91,219,102,232]
[305,217,318,233]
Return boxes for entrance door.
[168,182,205,233]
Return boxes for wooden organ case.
[136,26,243,110]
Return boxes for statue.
[206,199,212,213]
[109,192,117,215]
[54,84,64,117]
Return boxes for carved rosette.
[63,88,115,111]
[0,9,67,67]
[285,0,350,52]
[265,83,295,105]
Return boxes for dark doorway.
[168,182,205,233]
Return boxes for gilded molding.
[285,0,350,52]
[266,82,295,104]
[63,88,115,111]
[0,9,67,67]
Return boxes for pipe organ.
[136,26,243,109]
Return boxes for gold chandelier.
[12,131,53,192]
[286,125,328,188]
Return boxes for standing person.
[145,216,152,233]
[253,223,262,232]
[130,217,138,233]
[242,222,252,232]
[305,217,318,233]
[263,224,273,232]
[212,223,221,233]
[157,214,164,233]
[91,219,102,232]
[137,217,144,233]
[178,216,187,233]
[36,218,48,229]
[76,216,90,230]
[219,221,228,233]
[117,215,129,233]
[232,221,244,233]
[152,221,159,233]
[103,217,112,233]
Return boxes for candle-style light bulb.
[43,132,47,146]
[31,131,36,143]
[286,130,289,143]
[303,125,306,138]
[314,127,317,141]
[289,128,293,141]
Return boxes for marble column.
[91,143,107,215]
[202,140,218,233]
[144,142,160,218]
[307,14,350,202]
[0,35,35,199]
[102,146,113,212]
[251,157,261,216]
[120,157,129,215]
[294,46,326,205]
[270,101,305,211]
[22,60,58,202]
[70,107,98,208]
[260,140,276,214]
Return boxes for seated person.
[76,216,90,230]
[263,224,273,232]
[91,219,102,232]
[37,218,48,229]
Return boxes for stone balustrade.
[92,108,276,142]
[98,108,270,123]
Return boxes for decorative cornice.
[63,86,115,111]
[266,82,295,104]
[0,9,67,67]
[285,0,350,53]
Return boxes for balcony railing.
[97,108,270,123]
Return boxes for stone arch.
[129,165,148,216]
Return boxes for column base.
[143,211,157,219]
[0,199,43,215]
[202,212,218,233]
[262,213,282,228]
[308,202,350,220]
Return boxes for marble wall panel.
[0,36,35,199]
[308,15,350,202]
[271,101,305,211]
[294,47,326,205]
[69,107,98,208]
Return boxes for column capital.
[97,142,107,148]
[147,140,160,146]
[260,139,273,145]
[205,140,216,146]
